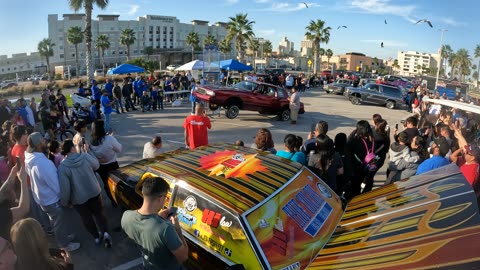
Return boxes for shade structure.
[175,60,218,71]
[218,59,253,71]
[107,63,145,75]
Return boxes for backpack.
[357,138,378,173]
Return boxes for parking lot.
[56,86,411,269]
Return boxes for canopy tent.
[175,60,218,71]
[107,63,145,75]
[218,59,253,71]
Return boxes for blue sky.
[1,0,479,62]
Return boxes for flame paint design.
[199,150,269,180]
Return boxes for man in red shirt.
[9,125,27,168]
[183,103,211,149]
[451,125,480,194]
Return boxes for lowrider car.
[324,79,353,95]
[193,81,305,121]
[108,144,480,269]
[348,83,405,109]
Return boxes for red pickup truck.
[193,80,305,120]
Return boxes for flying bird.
[384,19,387,24]
[415,19,433,28]
[381,42,384,48]
[337,25,347,29]
[303,2,308,8]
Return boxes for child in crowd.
[140,91,152,112]
[47,140,64,168]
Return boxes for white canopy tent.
[175,60,218,71]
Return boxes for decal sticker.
[259,219,270,228]
[178,207,197,227]
[280,261,300,270]
[224,248,232,257]
[316,182,332,198]
[219,216,233,228]
[202,208,221,227]
[193,229,200,237]
[183,195,197,212]
[199,150,269,180]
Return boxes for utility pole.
[435,29,448,90]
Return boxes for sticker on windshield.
[199,150,269,180]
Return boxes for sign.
[199,150,269,180]
[307,60,312,66]
[244,168,343,270]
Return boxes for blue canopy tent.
[218,59,253,71]
[107,63,145,75]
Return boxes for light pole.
[435,29,448,90]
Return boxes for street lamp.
[435,29,448,90]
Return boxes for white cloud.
[439,17,467,27]
[266,2,321,12]
[350,0,416,15]
[127,5,139,15]
[257,29,276,37]
[361,39,408,47]
[225,0,239,5]
[255,0,270,3]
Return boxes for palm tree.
[218,39,232,60]
[186,31,200,61]
[119,28,136,61]
[318,48,325,69]
[441,44,452,77]
[249,39,260,70]
[37,38,55,81]
[416,64,422,74]
[448,52,457,79]
[226,13,255,63]
[204,34,218,48]
[305,19,331,74]
[144,46,154,59]
[68,0,109,82]
[474,44,480,81]
[95,34,110,76]
[67,26,83,78]
[454,48,472,81]
[392,59,400,74]
[473,71,479,82]
[263,40,273,67]
[325,49,333,70]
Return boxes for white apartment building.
[397,51,440,76]
[0,53,47,78]
[277,37,294,56]
[47,14,230,71]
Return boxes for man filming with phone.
[393,116,420,145]
[121,176,188,269]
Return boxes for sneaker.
[104,232,112,248]
[63,242,81,252]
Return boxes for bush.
[55,74,62,80]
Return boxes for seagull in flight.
[381,42,384,48]
[302,2,308,8]
[337,25,347,29]
[415,19,433,28]
[384,19,387,24]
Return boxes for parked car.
[166,64,181,71]
[348,83,405,109]
[0,82,18,89]
[94,69,104,77]
[194,80,305,120]
[324,79,354,95]
[106,144,480,270]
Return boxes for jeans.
[158,96,164,110]
[29,190,51,231]
[74,194,109,239]
[191,101,197,114]
[104,113,111,132]
[41,201,71,247]
[124,97,135,110]
[115,98,124,113]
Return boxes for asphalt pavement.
[48,86,410,269]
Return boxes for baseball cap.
[465,143,480,160]
[433,137,450,157]
[26,132,44,153]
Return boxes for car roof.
[113,144,302,214]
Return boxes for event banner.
[244,169,343,270]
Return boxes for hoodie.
[58,152,101,206]
[388,142,419,167]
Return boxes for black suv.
[348,83,405,109]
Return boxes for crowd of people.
[1,71,480,269]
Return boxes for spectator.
[58,140,112,248]
[9,125,27,167]
[90,80,101,105]
[140,91,152,112]
[183,103,211,149]
[276,134,306,165]
[386,132,420,183]
[251,128,276,154]
[288,86,301,125]
[122,79,136,112]
[47,140,64,168]
[72,120,88,153]
[24,132,80,251]
[0,233,16,270]
[143,136,163,158]
[308,134,341,191]
[100,90,114,133]
[121,177,188,269]
[113,81,125,114]
[416,136,450,175]
[301,120,329,156]
[10,218,73,270]
[450,125,480,195]
[234,140,244,147]
[334,133,349,196]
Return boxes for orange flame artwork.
[199,150,269,180]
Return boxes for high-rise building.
[277,37,294,56]
[397,51,440,76]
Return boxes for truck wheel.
[279,109,291,121]
[350,96,360,105]
[225,105,240,119]
[386,101,395,109]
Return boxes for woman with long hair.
[10,218,72,270]
[308,134,336,189]
[89,120,122,208]
[251,128,276,154]
[276,134,306,165]
[372,118,390,173]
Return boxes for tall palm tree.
[263,40,272,67]
[68,0,109,82]
[119,28,136,61]
[325,49,333,69]
[218,39,232,60]
[204,34,218,48]
[318,48,325,69]
[37,38,55,81]
[186,31,200,61]
[67,26,83,78]
[392,59,400,74]
[249,39,260,70]
[95,34,110,76]
[226,13,255,63]
[305,19,331,74]
[448,52,457,79]
[441,44,452,77]
[474,44,480,81]
[454,48,472,81]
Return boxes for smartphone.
[81,137,86,145]
[310,122,316,133]
[167,207,178,218]
[395,124,398,130]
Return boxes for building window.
[112,51,115,55]
[58,28,63,32]
[110,27,115,31]
[59,46,63,49]
[71,53,75,57]
[59,37,63,41]
[119,51,123,55]
[7,68,10,71]
[13,67,16,70]
[133,50,138,53]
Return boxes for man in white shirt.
[24,132,80,251]
[143,136,163,158]
[285,74,294,89]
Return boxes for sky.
[0,0,479,62]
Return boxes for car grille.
[196,87,207,94]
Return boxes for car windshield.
[234,81,259,91]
